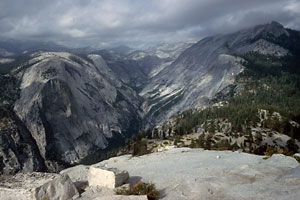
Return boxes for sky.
[0,0,300,48]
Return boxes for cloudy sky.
[1,0,300,48]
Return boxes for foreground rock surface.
[93,148,300,200]
[0,172,79,200]
[88,167,129,189]
[60,164,90,191]
[92,195,147,200]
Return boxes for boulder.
[0,172,79,200]
[35,174,79,200]
[88,167,129,189]
[60,164,90,191]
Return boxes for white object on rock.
[158,145,176,152]
[88,166,129,189]
[216,155,220,159]
[0,172,79,200]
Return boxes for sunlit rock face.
[14,52,142,167]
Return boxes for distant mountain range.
[0,21,299,175]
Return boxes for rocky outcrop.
[0,172,79,200]
[88,167,129,189]
[13,52,142,170]
[0,116,45,175]
[0,75,45,175]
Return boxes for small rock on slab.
[0,172,79,200]
[88,167,129,189]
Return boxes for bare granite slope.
[13,52,142,170]
[140,21,290,127]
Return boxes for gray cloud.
[0,0,299,48]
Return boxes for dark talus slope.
[13,52,142,170]
[140,21,292,128]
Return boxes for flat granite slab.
[93,148,300,200]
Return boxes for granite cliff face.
[13,52,142,170]
[140,21,291,127]
[0,75,46,174]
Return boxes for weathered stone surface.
[0,75,45,175]
[140,22,290,127]
[279,166,300,180]
[0,172,79,200]
[60,164,90,191]
[35,174,79,200]
[88,167,129,189]
[93,195,148,200]
[94,148,300,200]
[14,52,142,167]
[79,185,115,199]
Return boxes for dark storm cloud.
[0,0,299,48]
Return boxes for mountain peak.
[261,21,288,37]
[270,21,283,27]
